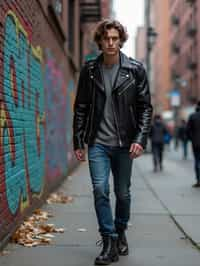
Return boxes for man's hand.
[74,149,86,161]
[129,143,144,159]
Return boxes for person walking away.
[150,115,168,172]
[173,125,180,150]
[178,119,188,159]
[73,19,152,265]
[186,101,200,187]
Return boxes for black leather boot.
[117,230,129,256]
[95,236,119,265]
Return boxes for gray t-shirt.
[94,63,119,146]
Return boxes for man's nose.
[108,39,113,46]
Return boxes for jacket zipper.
[88,77,95,141]
[110,67,123,147]
[118,79,135,96]
[111,97,122,147]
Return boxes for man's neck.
[103,53,119,67]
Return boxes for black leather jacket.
[187,110,200,148]
[73,52,153,150]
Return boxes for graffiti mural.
[0,10,45,215]
[45,49,68,180]
[44,49,76,179]
[0,2,77,244]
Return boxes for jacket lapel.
[112,52,135,93]
[91,52,135,94]
[112,69,130,92]
[93,67,105,92]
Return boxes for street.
[0,145,200,266]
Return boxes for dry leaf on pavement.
[54,228,65,233]
[46,192,73,204]
[10,209,64,247]
[0,250,10,256]
[77,228,87,232]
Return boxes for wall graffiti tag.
[44,49,68,180]
[0,10,45,215]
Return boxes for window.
[48,0,66,43]
[55,0,63,17]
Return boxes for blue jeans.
[88,144,133,237]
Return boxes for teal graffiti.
[3,13,45,214]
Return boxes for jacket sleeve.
[73,65,91,150]
[133,65,153,148]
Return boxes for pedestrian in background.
[150,114,168,172]
[186,101,200,187]
[173,125,180,150]
[177,119,188,159]
[73,19,152,265]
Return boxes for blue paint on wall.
[3,14,45,214]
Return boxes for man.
[149,115,168,172]
[187,101,200,187]
[73,19,152,265]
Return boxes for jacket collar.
[120,51,134,69]
[92,51,134,93]
[95,51,134,70]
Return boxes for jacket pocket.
[129,105,137,129]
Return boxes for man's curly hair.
[93,19,128,50]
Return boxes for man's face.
[100,28,121,56]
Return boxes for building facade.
[169,0,200,109]
[148,0,171,113]
[145,0,200,119]
[80,0,113,63]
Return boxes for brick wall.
[0,0,78,245]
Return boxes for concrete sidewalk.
[0,152,200,266]
[137,148,200,249]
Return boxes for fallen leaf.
[39,223,55,233]
[47,192,74,204]
[23,242,41,247]
[54,228,65,233]
[0,250,10,256]
[10,210,65,247]
[77,228,87,232]
[43,233,55,238]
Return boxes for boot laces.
[96,239,103,246]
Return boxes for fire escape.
[80,0,101,23]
